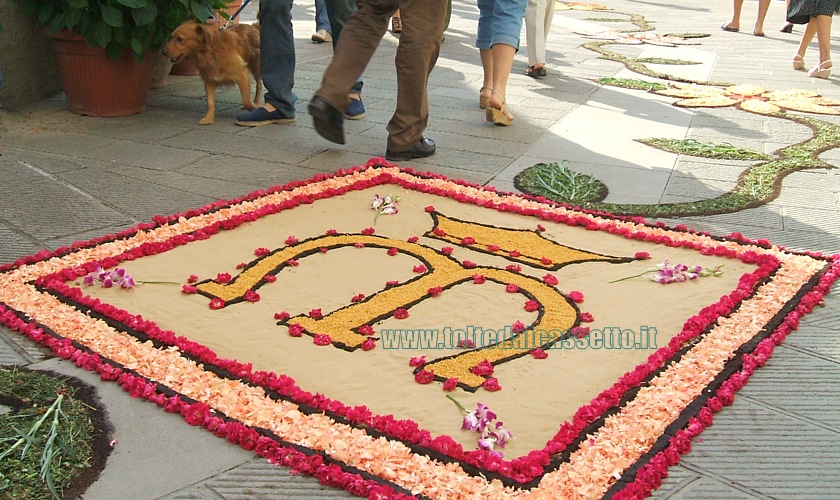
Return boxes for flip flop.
[754,32,765,37]
[721,24,739,32]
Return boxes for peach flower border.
[1,161,837,499]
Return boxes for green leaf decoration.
[514,162,608,205]
[637,138,771,160]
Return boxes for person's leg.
[324,0,365,113]
[795,17,818,62]
[812,13,833,75]
[444,0,452,32]
[753,0,771,35]
[386,0,448,152]
[476,0,495,107]
[542,0,554,49]
[316,0,394,112]
[237,0,296,125]
[315,0,331,32]
[723,0,744,30]
[525,0,539,67]
[391,8,402,32]
[325,0,356,47]
[782,0,794,32]
[487,43,517,121]
[485,0,527,121]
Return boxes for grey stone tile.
[0,224,44,266]
[0,176,132,240]
[81,139,210,171]
[681,399,840,499]
[162,459,355,500]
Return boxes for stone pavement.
[2,0,840,498]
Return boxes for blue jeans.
[476,0,527,50]
[315,0,331,32]
[325,0,363,95]
[258,0,297,116]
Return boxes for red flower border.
[2,159,838,497]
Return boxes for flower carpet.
[0,162,837,499]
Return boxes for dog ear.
[196,23,215,51]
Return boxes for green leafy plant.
[514,161,608,205]
[638,138,771,160]
[12,0,232,61]
[0,366,102,499]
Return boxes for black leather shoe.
[308,96,345,145]
[385,137,436,161]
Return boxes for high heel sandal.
[809,60,832,79]
[793,55,805,71]
[479,87,492,109]
[485,91,514,126]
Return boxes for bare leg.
[724,0,744,30]
[488,42,516,118]
[479,48,493,108]
[814,14,833,68]
[754,0,770,35]
[796,18,817,59]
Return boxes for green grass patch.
[0,366,107,499]
[599,77,667,91]
[585,17,629,22]
[638,138,771,160]
[634,57,701,66]
[514,161,608,205]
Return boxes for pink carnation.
[288,324,304,337]
[482,378,502,391]
[314,334,332,346]
[415,370,435,384]
[471,359,494,376]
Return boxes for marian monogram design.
[195,212,626,389]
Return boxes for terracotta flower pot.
[50,30,153,117]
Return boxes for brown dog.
[163,21,262,125]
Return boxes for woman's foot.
[390,16,402,33]
[485,90,514,126]
[809,60,832,79]
[479,87,492,109]
[793,55,806,71]
[525,65,547,78]
[781,23,794,33]
[721,23,739,32]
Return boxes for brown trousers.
[315,0,448,152]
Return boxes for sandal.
[485,90,513,126]
[809,60,832,79]
[479,87,492,109]
[391,16,402,33]
[525,65,547,78]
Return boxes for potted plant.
[12,0,231,116]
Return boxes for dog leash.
[220,0,253,30]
